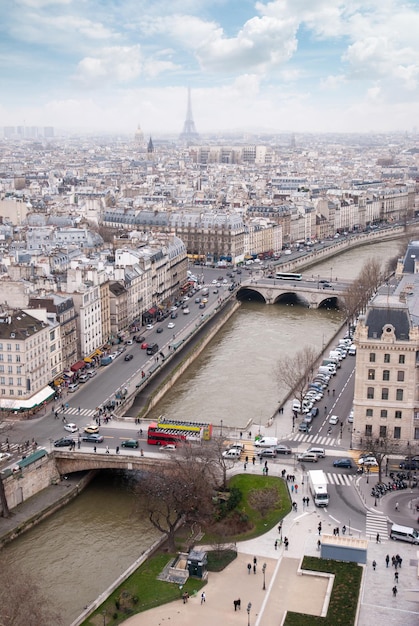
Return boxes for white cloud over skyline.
[1,0,419,134]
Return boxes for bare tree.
[343,257,383,325]
[134,448,216,550]
[0,560,63,625]
[363,434,401,485]
[276,345,318,412]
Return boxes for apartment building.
[0,310,54,412]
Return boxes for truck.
[308,470,329,507]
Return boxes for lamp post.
[220,419,223,437]
[330,266,333,282]
[247,602,252,626]
[262,563,267,590]
[366,467,370,484]
[102,609,106,626]
[317,274,320,289]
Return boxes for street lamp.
[317,274,320,289]
[247,602,252,626]
[220,419,223,437]
[102,609,106,626]
[262,563,267,590]
[366,468,370,484]
[330,266,333,282]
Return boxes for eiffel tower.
[179,87,199,142]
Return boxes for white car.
[0,452,11,462]
[358,456,378,467]
[64,423,79,433]
[159,443,177,451]
[329,415,339,425]
[167,322,175,329]
[146,324,154,330]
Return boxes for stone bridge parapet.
[53,450,161,475]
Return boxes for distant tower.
[147,136,154,160]
[134,123,144,146]
[180,87,199,142]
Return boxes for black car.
[333,458,353,468]
[54,437,75,447]
[135,335,145,343]
[170,312,178,319]
[156,327,164,333]
[82,434,104,443]
[399,460,419,470]
[124,353,133,361]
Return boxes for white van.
[254,436,279,448]
[222,448,241,459]
[348,344,357,356]
[390,524,419,544]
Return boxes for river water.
[1,238,401,624]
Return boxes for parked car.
[68,383,79,393]
[88,369,97,378]
[333,458,353,468]
[121,439,139,448]
[54,437,75,447]
[124,353,133,361]
[329,415,339,425]
[82,434,104,443]
[64,423,78,433]
[78,373,89,383]
[298,422,310,433]
[146,324,154,330]
[399,460,419,470]
[257,448,277,458]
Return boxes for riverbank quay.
[0,470,94,548]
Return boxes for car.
[298,422,310,433]
[358,456,378,467]
[202,297,208,303]
[124,353,133,361]
[64,423,78,433]
[156,327,164,334]
[222,279,228,285]
[135,335,146,343]
[168,322,175,329]
[404,455,419,462]
[159,443,177,451]
[170,306,177,312]
[121,439,139,448]
[88,369,97,378]
[54,437,75,447]
[141,342,149,350]
[0,452,11,462]
[78,373,89,383]
[348,409,354,423]
[333,458,353,468]
[146,323,154,330]
[68,383,79,393]
[275,444,292,455]
[125,339,133,345]
[212,279,218,284]
[195,297,201,303]
[199,302,206,309]
[213,288,219,294]
[84,424,99,434]
[399,460,419,470]
[304,414,313,425]
[329,415,339,425]
[82,433,104,443]
[222,448,241,459]
[297,451,318,462]
[308,407,319,418]
[257,448,277,458]
[227,442,245,451]
[217,275,223,281]
[170,312,178,319]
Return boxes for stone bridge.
[237,280,347,309]
[53,450,164,475]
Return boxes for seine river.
[1,238,401,624]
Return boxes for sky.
[1,0,419,135]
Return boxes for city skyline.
[2,1,419,135]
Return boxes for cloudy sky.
[2,0,419,135]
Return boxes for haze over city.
[2,0,419,135]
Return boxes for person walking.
[247,563,252,574]
[318,522,322,535]
[386,554,390,568]
[274,540,278,550]
[376,533,380,543]
[394,571,399,583]
[106,445,109,454]
[201,591,206,604]
[392,585,398,597]
[284,537,289,550]
[395,502,399,511]
[372,560,376,571]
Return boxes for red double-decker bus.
[147,423,187,446]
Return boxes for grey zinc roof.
[365,306,411,340]
[402,241,419,274]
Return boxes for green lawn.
[284,557,362,625]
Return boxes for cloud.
[74,46,143,85]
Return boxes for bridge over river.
[237,277,351,308]
[53,449,162,475]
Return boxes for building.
[0,310,55,412]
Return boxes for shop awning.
[147,307,157,315]
[0,385,55,411]
[71,360,86,372]
[84,357,93,363]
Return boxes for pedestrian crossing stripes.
[366,511,389,541]
[291,433,338,446]
[325,472,354,487]
[64,407,95,418]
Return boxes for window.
[399,354,405,364]
[0,377,4,385]
[395,410,402,419]
[367,387,374,399]
[396,389,403,401]
[16,354,20,363]
[8,377,13,386]
[415,428,419,440]
[368,369,375,380]
[17,377,22,386]
[397,371,404,382]
[369,353,376,362]
[394,427,401,439]
[15,344,20,351]
[379,425,387,437]
[16,366,21,374]
[365,425,372,436]
[383,370,390,381]
[381,388,389,400]
[380,410,388,418]
[7,366,12,374]
[366,409,373,417]
[6,344,11,351]
[384,353,390,363]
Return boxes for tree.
[343,257,383,325]
[134,446,216,550]
[0,560,63,625]
[276,345,318,414]
[363,434,401,485]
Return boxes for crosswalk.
[324,472,355,487]
[290,432,338,446]
[62,407,96,418]
[366,510,389,541]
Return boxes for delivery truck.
[308,470,329,506]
